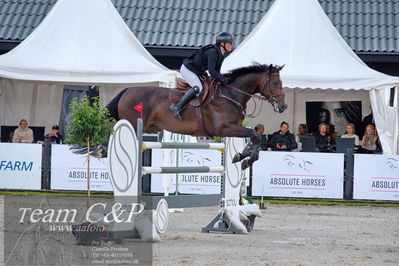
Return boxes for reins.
[216,72,284,118]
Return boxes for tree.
[65,96,115,196]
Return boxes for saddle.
[169,76,218,107]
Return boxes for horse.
[106,64,287,144]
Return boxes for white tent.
[222,0,399,154]
[0,0,176,134]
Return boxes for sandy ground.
[153,204,399,266]
[1,196,399,265]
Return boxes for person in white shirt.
[340,123,360,146]
[12,119,34,143]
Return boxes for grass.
[256,198,399,207]
[1,191,398,207]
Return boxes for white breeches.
[180,64,203,92]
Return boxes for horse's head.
[259,64,287,113]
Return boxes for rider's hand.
[220,77,230,84]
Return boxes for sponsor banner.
[151,149,222,194]
[353,154,399,201]
[51,145,112,191]
[0,143,42,190]
[253,151,344,198]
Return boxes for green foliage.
[212,136,223,143]
[65,96,115,146]
[242,119,249,128]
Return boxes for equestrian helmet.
[216,32,234,44]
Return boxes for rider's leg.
[171,65,203,120]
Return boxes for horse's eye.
[272,82,278,86]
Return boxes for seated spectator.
[232,123,268,165]
[314,122,335,152]
[295,123,309,143]
[360,124,381,154]
[46,125,64,144]
[340,123,360,146]
[12,119,34,143]
[269,121,297,151]
[256,123,268,151]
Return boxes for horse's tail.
[106,88,129,120]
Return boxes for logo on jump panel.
[108,122,138,193]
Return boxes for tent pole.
[292,87,297,135]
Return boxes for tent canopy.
[222,0,399,90]
[0,0,176,85]
[222,0,398,154]
[0,0,176,135]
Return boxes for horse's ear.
[268,64,273,72]
[276,64,285,71]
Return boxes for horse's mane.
[224,64,270,82]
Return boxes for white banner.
[51,145,112,191]
[151,148,222,194]
[0,143,42,190]
[354,154,399,201]
[252,151,344,198]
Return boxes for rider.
[170,32,234,120]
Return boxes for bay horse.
[106,64,287,144]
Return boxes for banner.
[51,145,112,191]
[252,151,344,198]
[151,148,222,194]
[353,154,399,201]
[0,143,42,190]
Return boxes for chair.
[336,138,355,153]
[9,131,14,142]
[300,136,317,152]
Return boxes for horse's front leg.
[219,124,261,144]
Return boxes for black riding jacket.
[183,45,226,82]
[269,130,298,151]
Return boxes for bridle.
[218,71,285,114]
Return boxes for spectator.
[340,123,360,146]
[46,125,64,144]
[361,109,375,140]
[269,121,297,151]
[314,122,335,152]
[256,123,268,151]
[12,119,34,143]
[295,123,309,143]
[232,123,268,164]
[360,124,381,154]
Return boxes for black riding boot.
[170,86,200,120]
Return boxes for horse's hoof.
[241,159,250,170]
[232,153,242,163]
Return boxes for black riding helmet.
[215,32,234,44]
